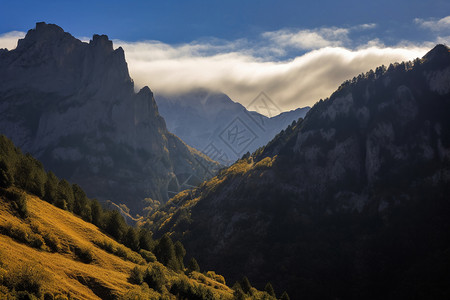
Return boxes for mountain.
[146,45,450,299]
[0,23,218,214]
[0,134,275,299]
[156,90,310,165]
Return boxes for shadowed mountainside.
[147,45,450,300]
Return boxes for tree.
[0,160,13,188]
[90,200,103,227]
[174,241,186,270]
[240,276,252,295]
[187,257,200,273]
[143,265,166,292]
[138,229,154,251]
[57,180,74,211]
[72,184,90,220]
[154,234,179,270]
[105,210,127,241]
[265,282,276,297]
[280,291,290,300]
[124,227,140,251]
[44,171,58,204]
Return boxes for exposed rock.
[0,23,217,214]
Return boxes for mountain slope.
[147,45,450,299]
[157,90,310,164]
[0,23,217,214]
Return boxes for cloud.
[0,31,25,50]
[0,25,431,112]
[261,27,350,50]
[116,38,428,111]
[415,15,450,31]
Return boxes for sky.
[1,0,450,112]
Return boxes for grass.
[0,190,237,299]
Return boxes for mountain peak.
[422,44,450,67]
[16,22,72,50]
[90,34,113,52]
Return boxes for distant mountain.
[147,45,450,299]
[156,90,310,165]
[0,23,218,214]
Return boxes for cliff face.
[148,45,450,299]
[0,23,217,214]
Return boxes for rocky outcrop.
[147,45,450,299]
[0,23,217,214]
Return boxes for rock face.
[148,45,450,299]
[0,23,217,214]
[156,90,310,165]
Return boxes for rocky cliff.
[147,45,450,299]
[0,23,217,214]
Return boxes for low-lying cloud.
[0,23,442,112]
[117,38,428,111]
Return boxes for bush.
[170,276,214,300]
[129,266,144,285]
[205,271,225,285]
[42,232,61,252]
[6,261,48,296]
[143,265,166,293]
[74,246,94,263]
[2,189,28,218]
[139,249,157,263]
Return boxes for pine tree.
[174,241,186,270]
[105,210,127,241]
[124,227,140,251]
[44,171,58,204]
[0,160,13,188]
[187,257,200,273]
[154,234,178,270]
[280,291,290,300]
[265,282,276,297]
[241,276,252,294]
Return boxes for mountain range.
[156,90,310,165]
[0,22,218,215]
[146,45,450,299]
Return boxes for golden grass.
[0,191,236,300]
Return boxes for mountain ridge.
[146,44,450,299]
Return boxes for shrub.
[143,265,166,293]
[129,266,144,285]
[205,271,225,285]
[42,232,61,252]
[74,246,94,263]
[139,249,157,263]
[6,261,48,296]
[170,276,214,300]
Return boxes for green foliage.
[5,261,48,296]
[143,265,166,293]
[129,266,144,285]
[105,210,127,241]
[94,239,145,265]
[74,246,94,263]
[14,154,46,198]
[264,282,276,297]
[0,160,13,188]
[72,184,91,222]
[43,172,58,204]
[240,276,252,295]
[170,276,214,300]
[124,227,140,251]
[56,180,74,212]
[280,291,290,300]
[139,249,157,263]
[90,200,103,227]
[205,271,226,285]
[174,241,186,270]
[187,257,200,273]
[138,228,155,252]
[0,189,28,218]
[154,234,181,271]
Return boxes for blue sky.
[1,1,450,111]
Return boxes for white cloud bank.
[0,24,436,111]
[415,15,450,31]
[117,38,429,111]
